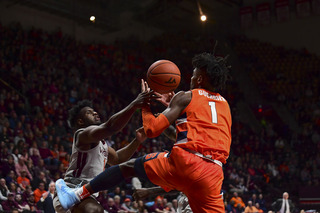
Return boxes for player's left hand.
[135,127,147,143]
[133,188,150,201]
[154,91,175,107]
[132,79,158,108]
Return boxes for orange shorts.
[137,146,225,213]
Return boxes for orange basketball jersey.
[174,89,232,164]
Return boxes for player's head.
[68,100,101,130]
[191,52,230,92]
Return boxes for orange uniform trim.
[142,108,170,138]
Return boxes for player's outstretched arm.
[107,127,147,166]
[142,91,191,138]
[79,80,155,144]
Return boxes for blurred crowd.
[0,23,319,213]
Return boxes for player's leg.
[55,152,171,210]
[133,152,175,192]
[184,161,224,213]
[72,197,104,213]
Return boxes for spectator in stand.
[248,193,257,206]
[2,155,16,176]
[11,147,20,164]
[244,200,258,213]
[15,156,33,181]
[165,202,176,213]
[0,111,9,128]
[229,168,240,181]
[109,186,121,198]
[1,193,21,212]
[33,182,47,203]
[26,192,39,212]
[114,195,123,212]
[37,182,55,213]
[38,141,58,166]
[17,170,31,190]
[14,130,25,146]
[19,148,30,164]
[33,159,50,179]
[9,182,20,197]
[230,192,245,211]
[31,171,50,191]
[60,153,70,170]
[29,141,41,166]
[131,201,140,212]
[58,144,67,162]
[257,193,267,212]
[22,185,33,202]
[15,193,31,212]
[271,192,295,213]
[0,178,9,202]
[5,170,17,187]
[255,203,263,213]
[120,189,133,203]
[225,200,240,213]
[150,197,166,213]
[104,197,120,213]
[26,158,36,178]
[54,120,67,137]
[50,143,60,165]
[56,163,66,178]
[121,198,136,213]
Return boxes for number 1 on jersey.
[209,102,218,124]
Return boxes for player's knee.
[82,202,104,213]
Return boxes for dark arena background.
[0,0,320,212]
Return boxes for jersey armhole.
[74,129,84,148]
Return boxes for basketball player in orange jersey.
[53,81,155,213]
[56,51,231,213]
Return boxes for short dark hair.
[67,100,92,129]
[192,52,230,91]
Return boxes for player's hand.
[135,127,147,143]
[132,79,157,108]
[133,188,150,201]
[141,79,150,93]
[154,91,175,107]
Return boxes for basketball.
[146,60,181,94]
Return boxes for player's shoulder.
[173,90,192,98]
[171,91,192,106]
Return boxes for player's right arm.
[78,80,154,145]
[142,91,191,138]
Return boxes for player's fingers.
[153,91,162,98]
[145,81,151,92]
[141,79,146,92]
